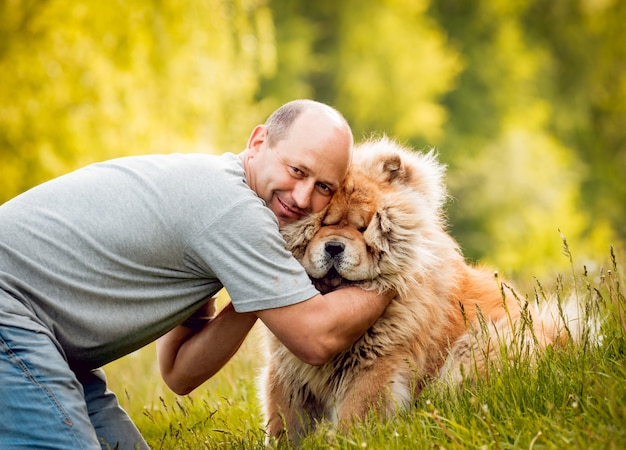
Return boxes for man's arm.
[256,287,394,366]
[157,287,393,395]
[157,301,257,395]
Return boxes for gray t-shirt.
[0,152,318,369]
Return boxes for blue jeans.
[0,324,149,449]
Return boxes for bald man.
[0,99,392,449]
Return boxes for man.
[0,99,392,449]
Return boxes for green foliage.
[0,0,274,201]
[522,0,626,243]
[428,0,623,278]
[1,0,625,283]
[105,247,626,449]
[259,0,461,143]
[331,0,462,143]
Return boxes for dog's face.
[281,137,449,295]
[297,170,383,293]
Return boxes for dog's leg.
[264,369,325,446]
[333,362,407,428]
[263,368,299,444]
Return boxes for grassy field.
[105,247,626,449]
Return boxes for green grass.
[105,247,626,449]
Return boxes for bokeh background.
[2,0,624,281]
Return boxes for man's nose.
[292,181,315,210]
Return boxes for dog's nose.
[325,241,345,258]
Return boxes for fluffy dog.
[259,136,571,444]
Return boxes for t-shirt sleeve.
[183,197,319,313]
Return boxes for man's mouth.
[276,195,303,219]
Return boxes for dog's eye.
[358,226,367,233]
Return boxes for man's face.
[246,110,351,228]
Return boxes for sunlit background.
[2,0,624,281]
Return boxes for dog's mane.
[353,137,459,296]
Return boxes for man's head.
[243,99,353,228]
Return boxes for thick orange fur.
[259,137,570,445]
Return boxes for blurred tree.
[1,0,622,279]
[523,0,626,244]
[428,0,615,278]
[255,0,319,104]
[263,0,461,144]
[0,0,275,203]
[334,0,461,144]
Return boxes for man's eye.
[316,183,333,196]
[289,166,304,177]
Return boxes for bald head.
[264,99,353,149]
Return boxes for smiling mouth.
[277,195,301,217]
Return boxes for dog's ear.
[381,153,413,185]
[366,207,393,254]
[355,136,448,215]
[375,142,447,212]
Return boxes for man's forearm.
[157,302,257,395]
[257,287,394,366]
[323,287,393,353]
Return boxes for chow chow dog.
[259,136,573,444]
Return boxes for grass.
[105,246,626,449]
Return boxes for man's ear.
[246,125,268,157]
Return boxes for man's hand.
[157,300,257,395]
